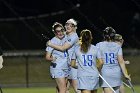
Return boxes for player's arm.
[47,40,71,51]
[45,46,56,62]
[70,59,77,69]
[97,58,104,72]
[45,51,53,61]
[70,50,78,68]
[96,48,104,71]
[118,55,130,80]
[117,47,130,80]
[123,60,130,76]
[124,60,130,64]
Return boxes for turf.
[0,51,140,91]
[1,55,140,85]
[2,86,140,93]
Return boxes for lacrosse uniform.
[96,41,123,87]
[46,36,69,78]
[72,45,101,90]
[66,32,79,80]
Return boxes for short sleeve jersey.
[46,36,68,69]
[73,45,101,77]
[66,32,79,63]
[96,41,122,66]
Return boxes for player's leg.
[103,87,114,93]
[81,89,90,93]
[70,68,81,93]
[51,68,68,93]
[119,84,125,93]
[71,79,81,93]
[114,86,120,93]
[55,77,67,93]
[56,86,59,93]
[103,86,120,93]
[102,90,104,93]
[66,78,70,93]
[91,89,97,93]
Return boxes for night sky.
[0,0,140,50]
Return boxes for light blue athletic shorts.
[50,67,69,78]
[78,76,99,90]
[67,67,77,80]
[101,65,122,87]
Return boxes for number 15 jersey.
[73,45,101,77]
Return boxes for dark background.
[0,0,140,50]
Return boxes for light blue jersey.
[96,41,122,65]
[46,36,68,70]
[73,45,101,90]
[96,41,123,87]
[66,32,79,63]
[66,32,79,79]
[73,45,100,77]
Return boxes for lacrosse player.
[96,27,130,93]
[71,29,103,93]
[47,18,80,93]
[46,22,69,93]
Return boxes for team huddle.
[45,18,130,93]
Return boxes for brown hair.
[114,34,123,42]
[103,27,116,41]
[80,29,93,53]
[52,22,64,33]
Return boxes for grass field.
[1,54,140,85]
[2,86,140,93]
[0,50,140,93]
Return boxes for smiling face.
[54,26,64,39]
[65,19,77,34]
[65,23,75,34]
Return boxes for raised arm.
[47,40,71,51]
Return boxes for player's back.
[96,41,122,66]
[75,45,99,77]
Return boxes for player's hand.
[124,60,130,64]
[125,74,131,81]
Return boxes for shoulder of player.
[90,44,98,50]
[95,41,104,47]
[69,32,78,38]
[112,42,121,47]
[50,37,60,42]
